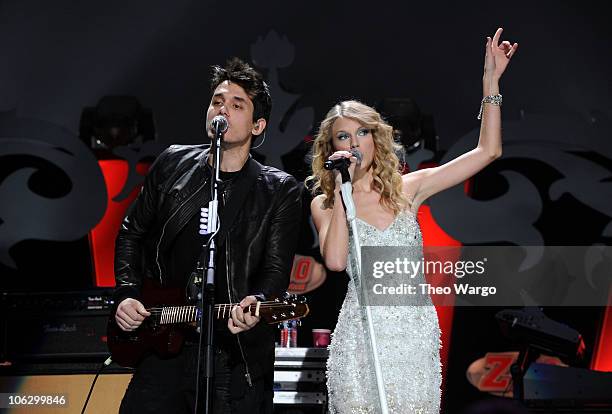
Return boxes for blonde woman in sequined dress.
[307,28,518,413]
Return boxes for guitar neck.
[149,302,262,325]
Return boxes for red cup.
[312,329,331,348]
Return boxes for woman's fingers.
[508,43,519,58]
[328,151,353,160]
[492,27,503,46]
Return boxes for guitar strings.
[145,302,302,323]
[146,302,300,312]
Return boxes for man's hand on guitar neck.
[227,295,261,334]
[116,298,152,331]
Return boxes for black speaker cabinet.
[1,290,114,361]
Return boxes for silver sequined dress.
[326,211,442,413]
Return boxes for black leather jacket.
[114,144,302,380]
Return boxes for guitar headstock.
[261,295,309,324]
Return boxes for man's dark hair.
[210,58,272,130]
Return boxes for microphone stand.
[339,165,389,414]
[195,121,224,414]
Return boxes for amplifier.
[273,347,328,412]
[524,363,612,410]
[274,347,328,369]
[0,290,114,361]
[274,370,325,391]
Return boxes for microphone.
[324,157,350,171]
[324,149,363,171]
[352,149,363,165]
[211,115,228,133]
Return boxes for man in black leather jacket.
[113,58,302,413]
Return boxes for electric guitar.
[107,286,309,368]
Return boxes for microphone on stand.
[323,157,351,171]
[351,149,363,165]
[323,149,362,170]
[211,115,228,134]
[334,149,362,220]
[196,113,228,413]
[324,149,363,183]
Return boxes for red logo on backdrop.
[288,255,326,294]
[466,351,567,397]
[479,353,514,391]
[89,160,150,287]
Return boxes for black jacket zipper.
[155,179,208,283]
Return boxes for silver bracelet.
[477,94,502,120]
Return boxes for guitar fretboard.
[147,303,266,325]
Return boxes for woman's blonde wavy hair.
[307,100,408,214]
